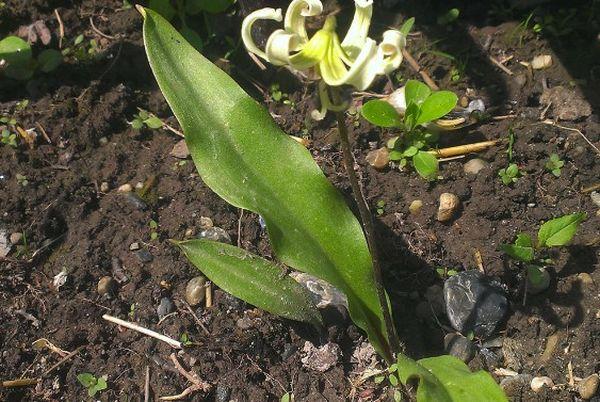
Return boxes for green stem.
[330,87,400,359]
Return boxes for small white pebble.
[531,376,554,393]
[99,137,108,145]
[100,182,110,193]
[135,182,144,189]
[117,183,132,192]
[531,55,553,70]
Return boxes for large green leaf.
[404,80,431,107]
[413,150,438,180]
[537,212,586,248]
[416,91,457,126]
[500,233,534,262]
[361,99,402,127]
[176,240,322,327]
[397,354,507,402]
[140,8,392,361]
[0,36,34,80]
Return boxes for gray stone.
[157,297,175,319]
[0,229,11,257]
[136,249,153,263]
[170,139,190,159]
[501,374,533,397]
[111,257,129,284]
[123,193,148,210]
[197,227,231,244]
[591,191,600,208]
[444,333,477,362]
[444,270,508,338]
[301,341,341,372]
[464,158,488,175]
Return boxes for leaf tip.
[135,4,147,18]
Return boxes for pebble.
[301,341,341,372]
[215,383,231,402]
[117,183,132,192]
[129,242,140,251]
[184,228,195,237]
[437,193,460,222]
[408,200,423,215]
[539,332,560,363]
[185,276,207,306]
[135,182,144,189]
[531,54,552,70]
[591,191,600,208]
[100,182,110,193]
[463,158,488,175]
[197,227,231,244]
[97,276,116,298]
[9,232,23,245]
[579,374,599,400]
[530,376,554,393]
[444,333,477,362]
[99,136,109,145]
[123,193,148,210]
[135,249,153,263]
[577,273,595,287]
[444,270,508,338]
[199,216,213,228]
[157,297,175,319]
[170,139,190,159]
[53,270,68,290]
[111,257,129,284]
[365,148,390,170]
[0,230,11,257]
[501,374,532,397]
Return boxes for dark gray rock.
[123,192,148,210]
[444,333,477,363]
[444,270,508,338]
[197,227,231,244]
[157,297,174,319]
[136,249,153,263]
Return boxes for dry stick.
[488,55,513,76]
[331,89,399,361]
[542,120,600,156]
[102,314,182,349]
[1,378,38,388]
[89,16,116,40]
[144,365,151,402]
[428,140,499,158]
[54,9,65,49]
[581,183,600,193]
[401,48,439,91]
[43,345,84,377]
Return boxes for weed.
[498,163,520,185]
[76,373,108,397]
[545,153,564,177]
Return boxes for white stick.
[102,314,182,349]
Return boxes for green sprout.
[545,153,564,177]
[281,392,295,402]
[76,373,108,397]
[179,332,193,346]
[15,173,28,187]
[149,219,159,240]
[1,128,17,147]
[130,109,164,130]
[376,200,386,216]
[0,35,63,80]
[498,163,520,185]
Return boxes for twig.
[1,378,38,388]
[401,48,439,90]
[54,9,65,49]
[163,121,184,138]
[43,346,84,376]
[428,140,499,158]
[144,365,151,402]
[35,122,52,144]
[488,55,513,76]
[157,311,178,326]
[492,114,517,121]
[102,314,182,349]
[247,51,267,71]
[181,300,210,336]
[581,183,600,193]
[541,120,600,156]
[237,209,244,248]
[159,353,211,401]
[89,16,116,40]
[437,155,465,163]
[205,283,213,308]
[474,249,485,273]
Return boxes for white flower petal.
[241,8,283,61]
[377,30,405,73]
[332,38,379,89]
[265,29,301,66]
[340,0,373,60]
[284,0,323,43]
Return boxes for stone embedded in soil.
[157,297,175,319]
[170,139,190,159]
[591,191,600,208]
[365,147,390,170]
[502,337,523,371]
[444,333,477,363]
[463,158,488,175]
[437,193,461,222]
[117,183,132,192]
[199,216,214,228]
[444,270,508,338]
[540,86,592,121]
[408,199,423,215]
[530,376,554,393]
[197,227,231,244]
[111,257,129,284]
[501,374,532,397]
[100,182,110,192]
[97,276,116,298]
[579,374,599,400]
[539,332,561,363]
[531,54,552,69]
[301,341,341,372]
[185,275,207,306]
[0,229,11,257]
[129,242,140,251]
[577,273,595,287]
[136,249,153,263]
[53,270,68,290]
[123,193,148,210]
[9,232,23,245]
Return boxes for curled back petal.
[288,16,335,70]
[340,0,373,60]
[318,32,352,86]
[377,30,405,74]
[265,30,301,66]
[284,0,324,43]
[241,8,283,61]
[331,38,379,90]
[311,80,348,120]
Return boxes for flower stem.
[330,87,400,359]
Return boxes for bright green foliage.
[537,212,586,247]
[76,373,108,397]
[280,392,294,402]
[399,17,415,37]
[176,240,322,327]
[396,355,507,402]
[131,109,164,130]
[545,153,564,177]
[140,8,393,361]
[361,79,456,180]
[500,233,534,262]
[1,128,17,147]
[0,36,63,79]
[498,163,520,185]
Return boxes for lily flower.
[242,0,407,92]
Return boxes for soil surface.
[1,0,599,401]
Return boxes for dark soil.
[1,0,599,401]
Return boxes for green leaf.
[74,34,84,45]
[37,49,63,72]
[176,240,322,327]
[361,100,402,127]
[413,151,438,180]
[131,118,144,130]
[77,373,96,388]
[0,36,34,80]
[416,91,458,126]
[400,17,415,37]
[437,8,460,25]
[396,354,507,402]
[500,233,534,262]
[537,212,586,248]
[404,80,431,106]
[144,115,163,129]
[186,0,235,14]
[281,392,292,402]
[180,26,204,51]
[141,7,393,360]
[149,0,176,20]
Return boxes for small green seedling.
[498,163,520,185]
[16,173,28,186]
[281,392,294,402]
[0,36,63,80]
[501,212,586,293]
[76,373,108,397]
[1,128,17,147]
[130,109,164,130]
[361,79,457,180]
[376,200,386,216]
[545,153,564,177]
[179,332,193,346]
[149,219,159,240]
